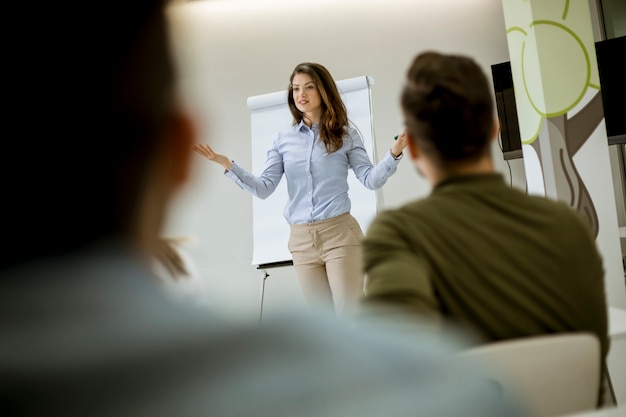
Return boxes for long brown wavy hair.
[287,63,348,154]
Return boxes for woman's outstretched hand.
[193,143,233,171]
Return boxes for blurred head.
[401,51,496,170]
[287,62,348,153]
[3,0,194,270]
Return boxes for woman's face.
[292,73,322,117]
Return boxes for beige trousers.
[288,213,365,316]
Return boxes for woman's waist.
[288,212,353,230]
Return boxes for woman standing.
[194,62,407,316]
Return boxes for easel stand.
[258,269,268,323]
[256,260,293,323]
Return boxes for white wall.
[164,0,525,322]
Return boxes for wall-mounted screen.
[595,36,626,145]
[491,61,523,160]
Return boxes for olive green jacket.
[361,173,609,379]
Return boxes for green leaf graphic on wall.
[504,0,602,237]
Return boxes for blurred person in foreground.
[359,50,609,406]
[0,2,526,416]
[152,236,209,307]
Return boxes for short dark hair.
[3,0,174,269]
[401,51,494,166]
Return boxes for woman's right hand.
[193,143,233,171]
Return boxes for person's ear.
[406,131,419,160]
[491,117,500,143]
[163,109,196,187]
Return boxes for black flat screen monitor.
[491,61,523,160]
[595,36,626,145]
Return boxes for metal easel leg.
[259,270,269,323]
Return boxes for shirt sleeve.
[347,128,402,190]
[225,141,284,200]
[360,210,442,320]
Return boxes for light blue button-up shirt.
[226,121,402,224]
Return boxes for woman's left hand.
[391,129,408,158]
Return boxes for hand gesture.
[391,129,409,158]
[193,143,232,170]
